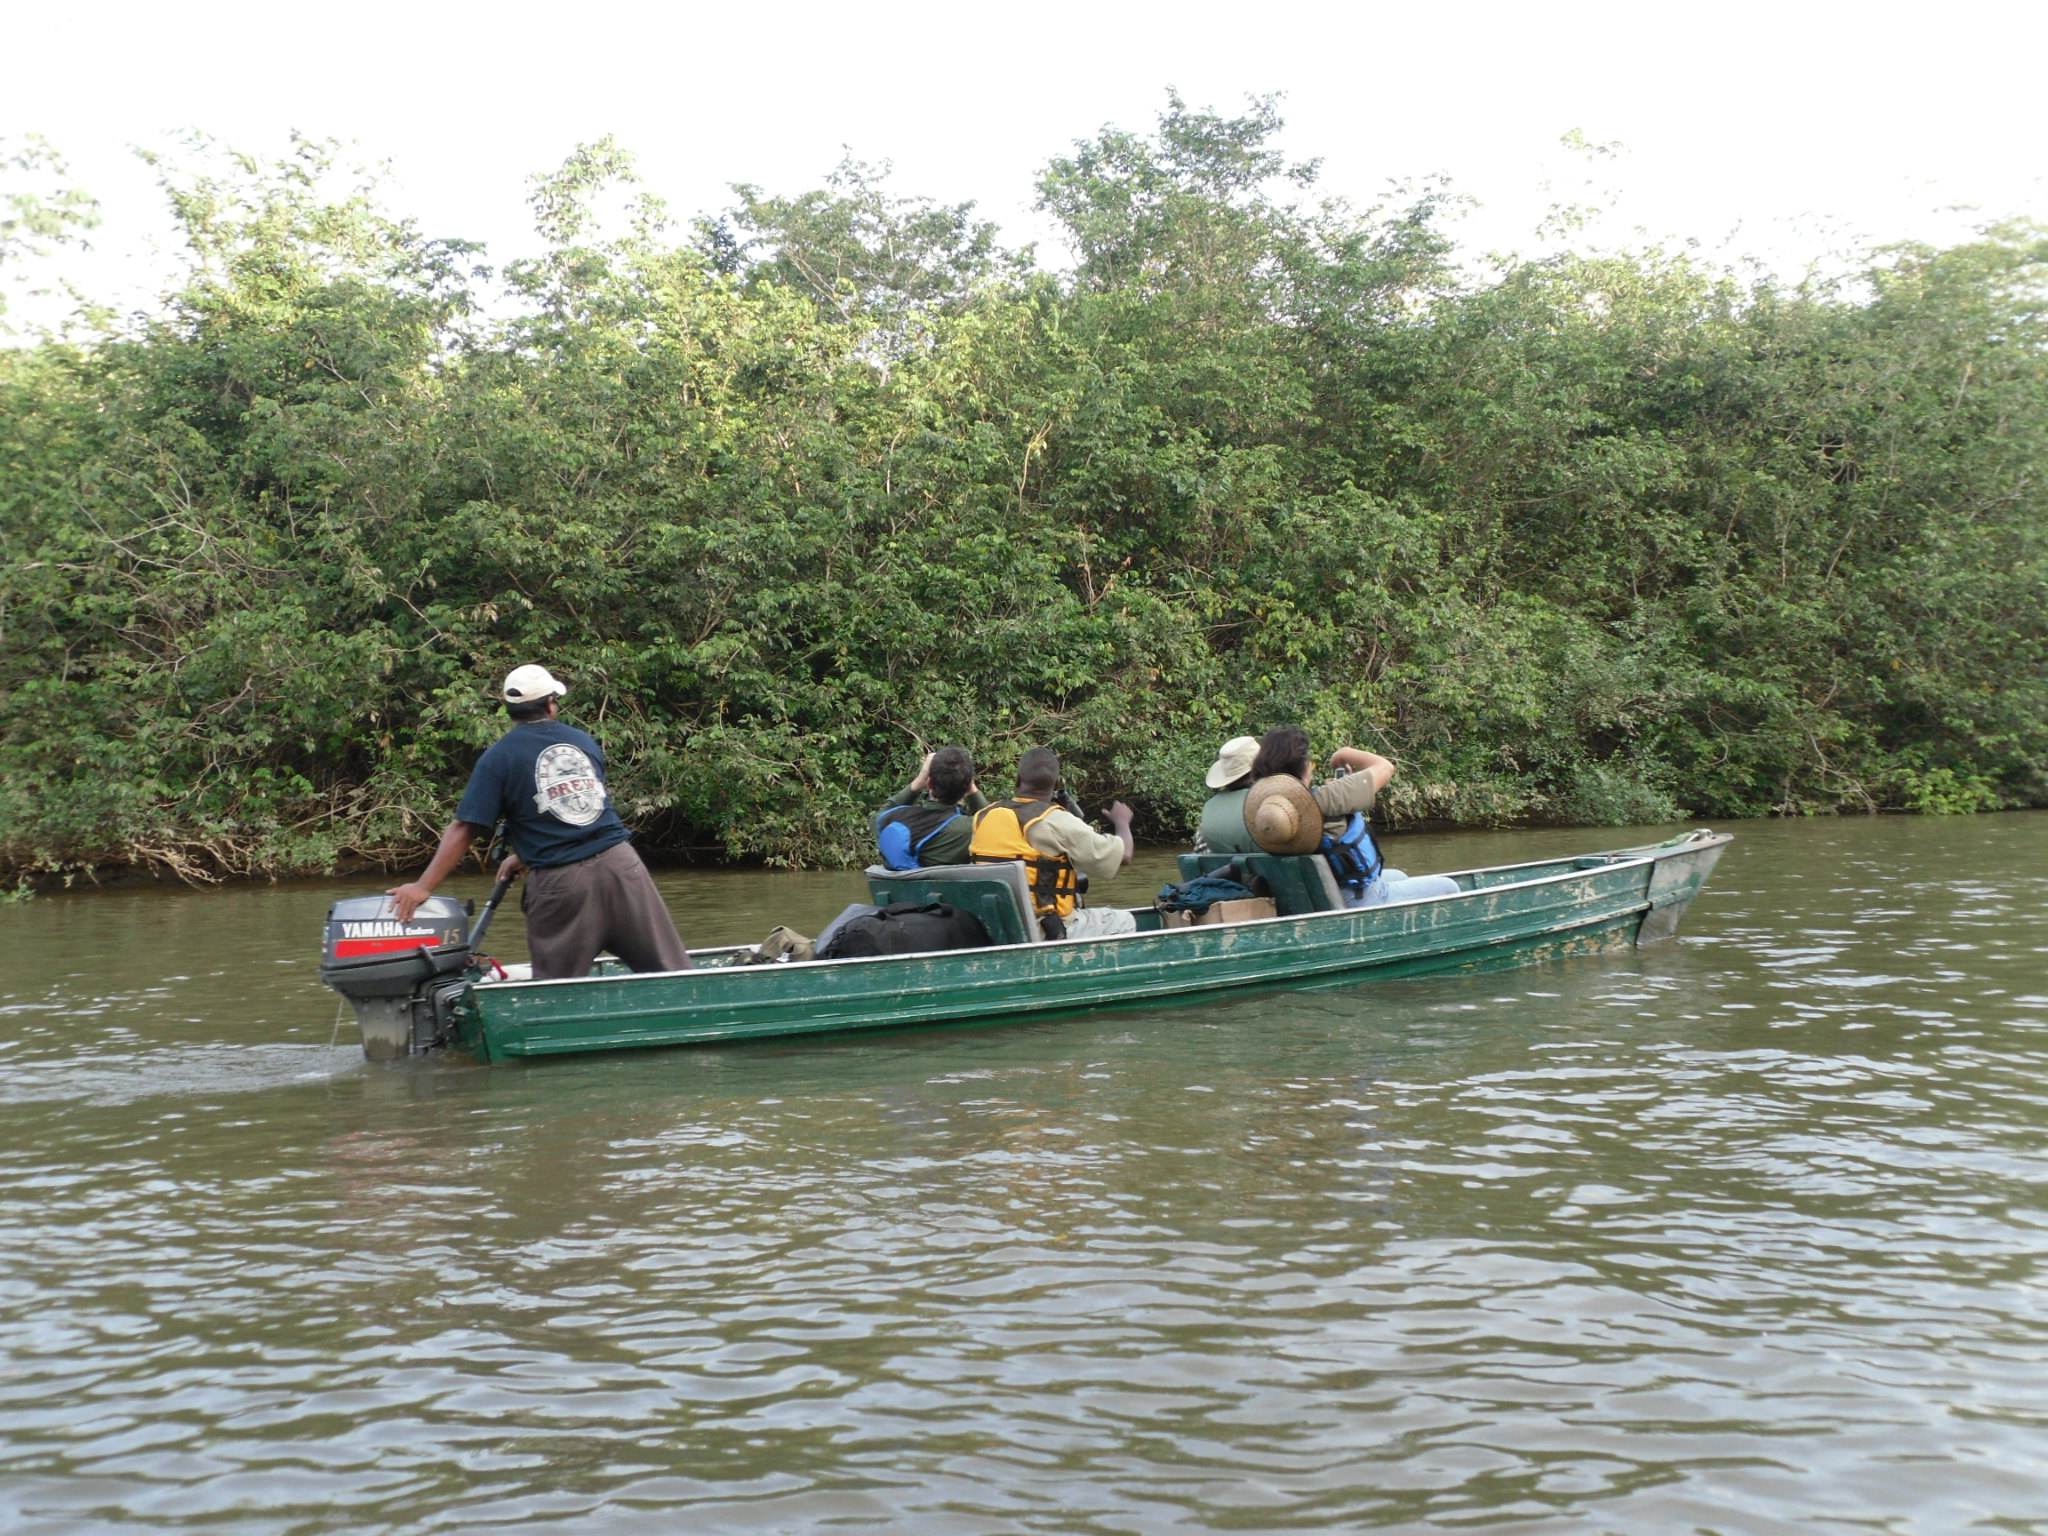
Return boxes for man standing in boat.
[385,664,692,979]
[970,747,1136,939]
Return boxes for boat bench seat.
[864,862,1041,946]
[1176,852,1347,917]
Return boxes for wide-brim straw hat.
[1204,735,1260,790]
[1245,775,1323,855]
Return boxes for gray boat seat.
[864,862,1041,946]
[1176,852,1347,916]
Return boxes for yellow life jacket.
[970,798,1078,919]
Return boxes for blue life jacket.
[876,802,967,871]
[1321,812,1385,894]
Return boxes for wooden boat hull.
[452,831,1729,1062]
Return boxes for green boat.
[319,830,1730,1062]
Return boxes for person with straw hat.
[1243,725,1460,907]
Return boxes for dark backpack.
[875,802,967,871]
[816,901,991,960]
[1156,870,1258,914]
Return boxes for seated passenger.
[1245,725,1461,908]
[874,746,988,869]
[970,747,1137,940]
[1192,734,1260,854]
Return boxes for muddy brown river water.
[3,814,2046,1532]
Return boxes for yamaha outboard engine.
[319,895,477,1059]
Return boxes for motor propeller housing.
[318,894,474,1059]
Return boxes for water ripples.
[5,817,2048,1530]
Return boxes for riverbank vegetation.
[3,102,2045,881]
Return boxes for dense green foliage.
[3,107,2044,882]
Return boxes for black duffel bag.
[815,901,991,960]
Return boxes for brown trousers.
[521,842,692,980]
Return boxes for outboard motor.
[319,894,478,1059]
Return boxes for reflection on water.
[3,815,2047,1532]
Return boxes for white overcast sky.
[7,0,2044,323]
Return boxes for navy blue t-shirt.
[454,720,634,868]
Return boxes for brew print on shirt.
[531,743,608,826]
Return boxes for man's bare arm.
[1329,747,1396,794]
[1105,801,1135,867]
[386,820,485,922]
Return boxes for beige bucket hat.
[1204,735,1260,790]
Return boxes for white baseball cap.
[502,664,568,704]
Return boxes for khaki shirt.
[1025,805,1129,888]
[1312,772,1377,835]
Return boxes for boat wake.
[0,1039,369,1108]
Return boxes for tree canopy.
[2,103,2043,884]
